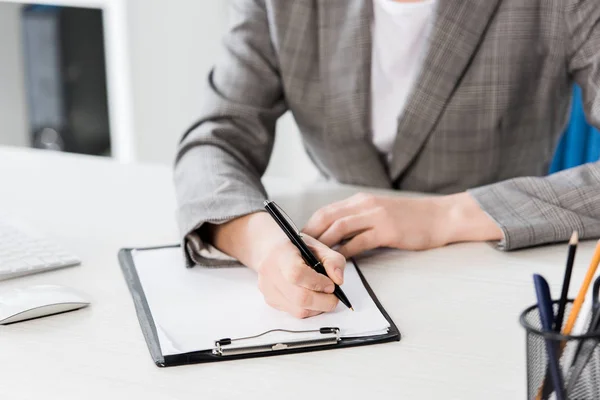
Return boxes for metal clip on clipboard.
[213,327,341,357]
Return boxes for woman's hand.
[303,192,503,258]
[253,234,346,319]
[207,212,346,318]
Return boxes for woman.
[175,0,600,317]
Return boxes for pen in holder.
[520,301,600,400]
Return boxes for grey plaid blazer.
[175,0,600,252]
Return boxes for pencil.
[537,237,600,400]
[554,232,579,332]
[538,232,579,399]
[562,239,600,336]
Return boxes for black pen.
[540,231,578,399]
[555,231,579,331]
[264,200,354,311]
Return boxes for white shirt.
[371,0,436,159]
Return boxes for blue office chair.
[549,85,600,173]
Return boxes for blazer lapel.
[388,0,502,183]
[318,0,391,189]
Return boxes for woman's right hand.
[207,212,346,318]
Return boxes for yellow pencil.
[562,239,600,336]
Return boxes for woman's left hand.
[302,192,502,258]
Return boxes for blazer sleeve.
[467,0,600,250]
[174,0,286,263]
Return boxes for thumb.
[303,235,347,285]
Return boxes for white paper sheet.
[132,247,390,355]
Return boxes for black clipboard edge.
[119,247,166,367]
[118,245,401,367]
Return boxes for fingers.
[303,193,373,238]
[317,213,373,248]
[280,281,339,313]
[261,280,322,319]
[281,255,336,293]
[257,241,341,318]
[303,235,347,285]
[262,260,339,315]
[337,230,378,258]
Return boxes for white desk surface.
[0,146,596,400]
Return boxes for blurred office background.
[0,0,597,180]
[0,0,319,182]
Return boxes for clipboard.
[119,245,400,367]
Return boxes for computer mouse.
[0,284,90,324]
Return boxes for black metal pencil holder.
[520,301,600,400]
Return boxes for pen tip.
[350,307,354,311]
[570,231,579,245]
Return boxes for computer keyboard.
[0,217,80,281]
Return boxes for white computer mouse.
[0,285,90,325]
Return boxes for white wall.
[125,0,320,182]
[0,2,29,147]
[125,0,228,165]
